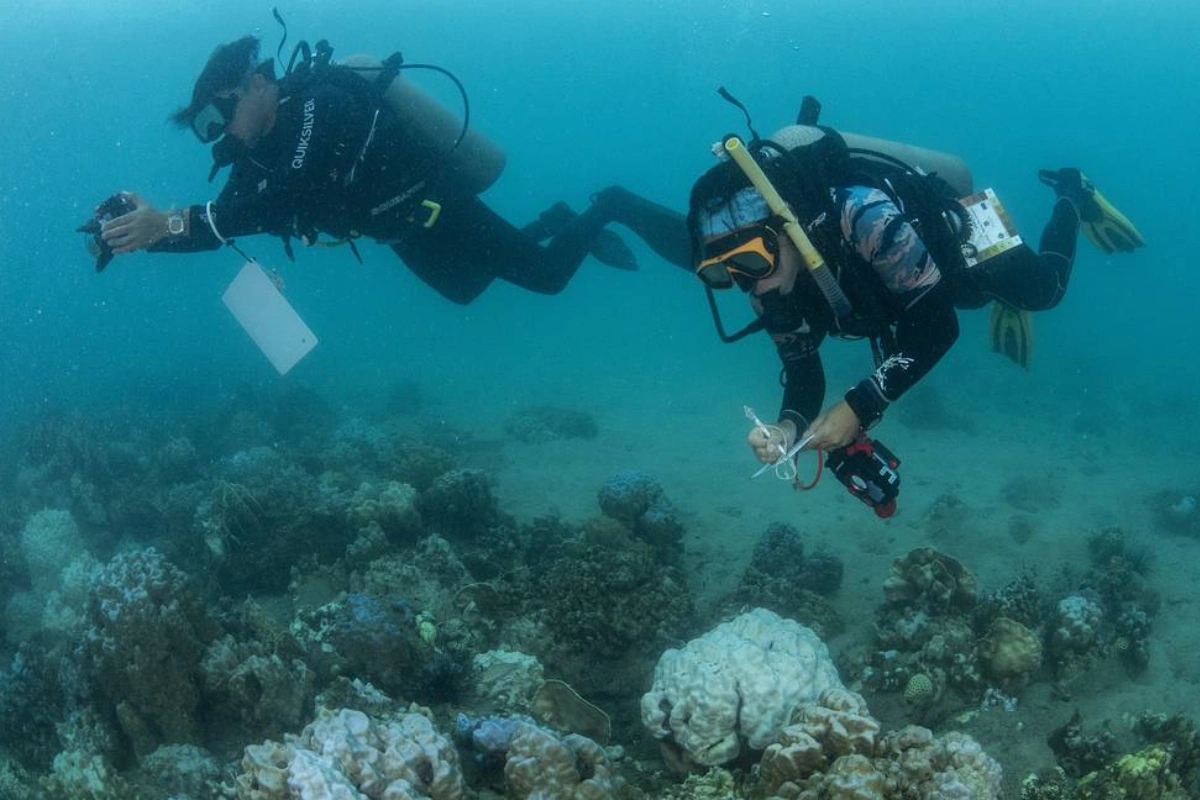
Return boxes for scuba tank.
[269,6,506,197]
[342,54,506,196]
[769,124,974,198]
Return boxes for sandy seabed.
[481,336,1200,793]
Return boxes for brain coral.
[641,608,843,768]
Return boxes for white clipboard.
[221,262,319,375]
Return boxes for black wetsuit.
[952,197,1080,312]
[152,79,609,304]
[603,182,1081,428]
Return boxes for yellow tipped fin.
[989,302,1033,369]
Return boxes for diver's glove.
[1038,168,1146,254]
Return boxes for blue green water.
[3,0,1196,424]
[3,2,1200,793]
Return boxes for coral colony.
[0,394,1193,797]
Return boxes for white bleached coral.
[235,706,465,799]
[20,508,86,594]
[640,607,843,768]
[1049,594,1103,654]
[6,509,98,646]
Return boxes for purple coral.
[598,471,683,552]
[456,713,537,767]
[322,593,420,695]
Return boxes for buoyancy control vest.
[706,94,979,365]
[767,123,976,288]
[282,41,505,193]
[267,39,508,259]
[751,121,976,364]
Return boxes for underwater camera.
[77,192,136,272]
[825,436,901,518]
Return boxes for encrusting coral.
[76,547,220,758]
[504,722,625,799]
[463,649,546,715]
[882,547,978,614]
[748,687,1005,798]
[978,616,1044,688]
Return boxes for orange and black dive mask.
[693,187,781,290]
[696,218,783,291]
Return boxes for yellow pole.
[722,136,851,317]
[723,136,827,274]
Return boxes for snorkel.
[720,135,852,319]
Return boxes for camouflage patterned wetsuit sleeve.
[835,186,959,426]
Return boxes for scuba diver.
[87,34,657,304]
[597,97,1146,473]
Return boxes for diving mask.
[696,220,781,290]
[191,92,240,143]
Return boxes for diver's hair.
[169,35,264,128]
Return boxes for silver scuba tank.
[769,124,974,198]
[343,54,507,196]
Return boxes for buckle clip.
[409,200,442,229]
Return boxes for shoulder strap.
[836,147,972,273]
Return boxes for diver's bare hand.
[802,400,862,451]
[748,419,797,464]
[101,192,168,254]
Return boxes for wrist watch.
[166,212,186,237]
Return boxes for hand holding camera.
[77,192,178,271]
